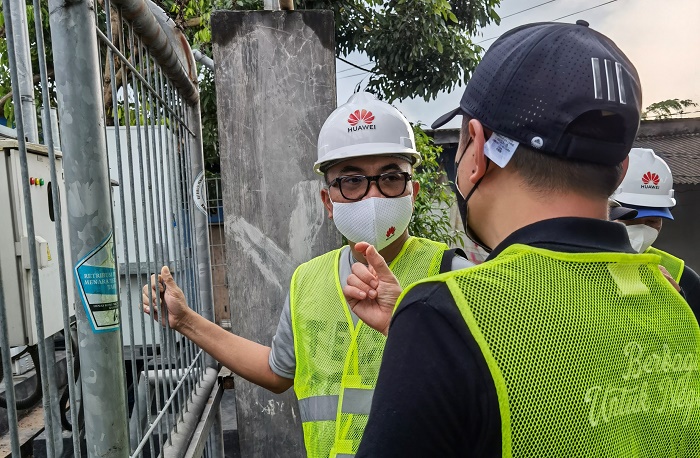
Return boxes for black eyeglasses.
[329,172,412,201]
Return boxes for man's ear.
[320,188,333,219]
[468,119,489,184]
[411,179,420,204]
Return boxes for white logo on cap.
[530,137,544,149]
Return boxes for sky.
[336,0,700,129]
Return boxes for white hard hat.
[613,148,676,208]
[314,92,420,175]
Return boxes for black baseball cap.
[433,20,642,166]
[608,199,638,221]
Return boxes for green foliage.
[296,0,500,102]
[642,98,698,120]
[2,0,481,245]
[199,66,220,174]
[409,124,463,247]
[0,1,54,125]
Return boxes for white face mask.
[625,224,659,253]
[331,194,413,251]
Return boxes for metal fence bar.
[153,65,179,443]
[30,0,83,453]
[130,33,159,457]
[2,0,60,454]
[47,0,130,454]
[178,109,205,390]
[141,43,168,453]
[8,0,38,142]
[180,99,208,396]
[187,95,217,373]
[114,14,147,455]
[3,0,222,454]
[163,81,188,429]
[110,0,198,105]
[94,27,193,133]
[146,47,170,450]
[103,2,145,452]
[172,102,198,415]
[0,272,21,458]
[131,350,204,455]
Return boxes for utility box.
[105,126,184,349]
[0,140,75,346]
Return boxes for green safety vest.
[401,244,700,457]
[646,246,685,283]
[290,237,447,458]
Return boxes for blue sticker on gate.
[74,232,120,333]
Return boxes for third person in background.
[613,147,700,309]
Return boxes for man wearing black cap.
[347,20,700,456]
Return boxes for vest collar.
[487,217,635,261]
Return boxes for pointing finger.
[364,245,393,279]
[354,241,371,254]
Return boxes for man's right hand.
[141,266,191,331]
[659,265,681,292]
[343,242,402,336]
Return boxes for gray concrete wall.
[212,10,339,457]
[654,183,700,273]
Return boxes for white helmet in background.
[613,148,676,209]
[314,92,420,175]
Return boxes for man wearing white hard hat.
[140,92,472,458]
[613,147,700,309]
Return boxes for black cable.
[337,56,376,74]
[339,71,371,80]
[500,0,561,19]
[476,0,621,45]
[337,61,373,74]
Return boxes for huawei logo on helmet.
[348,109,375,126]
[642,172,660,186]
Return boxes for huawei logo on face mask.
[386,226,396,239]
[347,109,377,132]
[641,171,660,189]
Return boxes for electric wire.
[476,0,620,45]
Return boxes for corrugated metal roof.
[634,133,700,185]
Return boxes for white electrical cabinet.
[0,140,75,346]
[106,126,183,348]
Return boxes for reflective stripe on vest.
[400,244,700,457]
[299,395,338,422]
[291,237,447,458]
[298,389,374,423]
[341,388,373,415]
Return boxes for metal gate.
[0,0,223,456]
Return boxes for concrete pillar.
[212,10,338,457]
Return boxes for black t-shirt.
[356,217,700,457]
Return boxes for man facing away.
[345,21,700,457]
[613,147,700,310]
[141,92,472,458]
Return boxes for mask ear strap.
[463,159,489,202]
[464,159,492,253]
